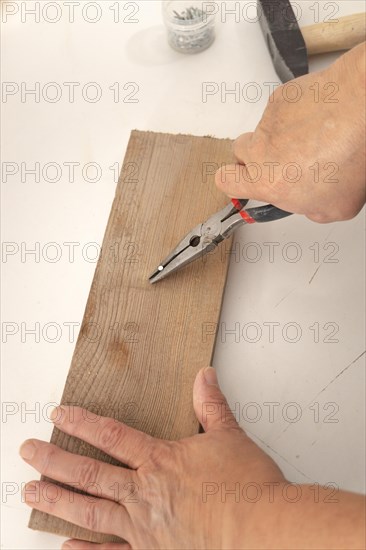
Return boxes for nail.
[203,367,218,386]
[62,544,73,549]
[51,406,65,424]
[19,441,36,461]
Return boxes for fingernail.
[51,406,65,424]
[203,367,218,386]
[62,544,73,549]
[19,441,36,460]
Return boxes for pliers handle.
[231,199,292,223]
[149,198,292,283]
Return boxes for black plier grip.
[231,198,292,223]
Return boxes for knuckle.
[40,446,57,476]
[98,420,124,450]
[308,203,359,224]
[84,502,100,531]
[307,213,328,223]
[338,203,360,221]
[342,212,357,221]
[308,212,334,223]
[76,459,101,488]
[147,440,172,467]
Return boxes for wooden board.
[29,130,234,543]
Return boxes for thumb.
[193,367,239,432]
[215,132,265,200]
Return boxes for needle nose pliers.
[149,198,292,283]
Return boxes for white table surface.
[1,1,365,548]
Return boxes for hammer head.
[258,0,308,82]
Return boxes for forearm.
[235,483,366,550]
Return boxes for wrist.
[222,480,288,549]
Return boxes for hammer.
[258,0,366,82]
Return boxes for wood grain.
[29,130,234,543]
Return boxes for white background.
[1,1,365,548]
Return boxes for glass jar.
[162,1,216,54]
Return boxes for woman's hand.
[20,367,285,549]
[20,367,365,549]
[215,43,366,223]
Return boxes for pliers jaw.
[148,201,250,284]
[148,219,221,284]
[148,198,292,284]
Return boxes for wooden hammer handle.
[302,12,365,55]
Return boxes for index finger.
[51,406,155,469]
